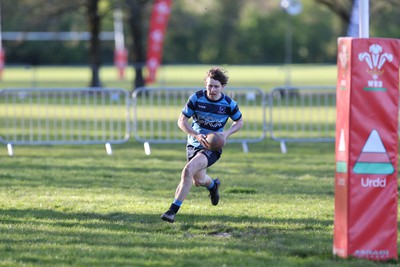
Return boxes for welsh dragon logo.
[358,44,393,88]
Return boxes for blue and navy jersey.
[182,90,242,148]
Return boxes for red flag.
[114,48,128,80]
[113,9,128,80]
[0,48,5,80]
[145,0,172,84]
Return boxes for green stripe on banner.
[336,162,347,173]
[353,162,394,174]
[363,87,387,92]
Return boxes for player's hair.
[204,67,229,86]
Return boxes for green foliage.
[3,0,400,65]
[6,42,89,65]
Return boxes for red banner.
[334,38,399,261]
[145,0,172,84]
[114,48,128,80]
[0,47,5,80]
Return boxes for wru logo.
[358,44,393,87]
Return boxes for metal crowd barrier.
[132,87,266,153]
[268,86,336,153]
[0,88,131,156]
[0,86,340,156]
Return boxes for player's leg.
[176,150,221,206]
[192,168,212,187]
[196,150,221,206]
[193,168,220,206]
[176,153,208,200]
[161,153,208,223]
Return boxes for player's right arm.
[178,113,209,148]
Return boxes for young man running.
[161,67,243,223]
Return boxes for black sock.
[170,203,180,214]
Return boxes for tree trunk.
[134,62,145,89]
[126,0,147,91]
[87,0,102,87]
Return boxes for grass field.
[0,64,338,91]
[0,140,398,267]
[0,65,398,266]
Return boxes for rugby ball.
[206,132,225,151]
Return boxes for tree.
[2,0,105,87]
[313,0,400,36]
[2,0,399,69]
[86,0,102,87]
[124,0,151,90]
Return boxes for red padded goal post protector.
[334,37,400,261]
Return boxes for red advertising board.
[334,38,399,261]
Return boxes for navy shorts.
[186,145,222,167]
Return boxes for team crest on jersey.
[218,106,226,114]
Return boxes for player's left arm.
[222,117,243,139]
[222,100,243,140]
